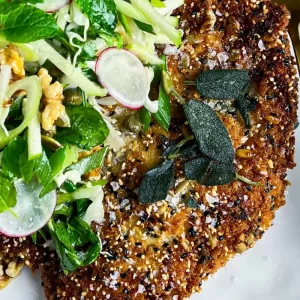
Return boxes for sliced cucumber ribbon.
[32,40,107,97]
[0,76,42,150]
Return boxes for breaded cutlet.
[1,0,298,299]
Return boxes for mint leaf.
[67,146,108,176]
[154,83,171,131]
[55,106,109,150]
[139,160,174,204]
[48,217,101,272]
[76,0,118,34]
[0,3,59,43]
[183,100,234,164]
[196,69,250,100]
[2,137,26,179]
[0,171,16,212]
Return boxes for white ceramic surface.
[1,53,300,300]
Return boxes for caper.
[24,62,39,75]
[63,88,83,106]
[127,114,143,133]
[42,60,63,78]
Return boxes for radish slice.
[36,0,70,12]
[96,96,117,106]
[0,178,57,237]
[96,48,158,112]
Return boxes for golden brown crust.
[1,0,298,299]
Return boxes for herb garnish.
[76,0,118,35]
[183,100,234,164]
[187,69,256,128]
[0,3,60,43]
[139,160,174,204]
[196,69,250,100]
[55,106,109,150]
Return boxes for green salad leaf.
[55,106,109,150]
[68,147,108,176]
[0,3,59,43]
[76,0,118,35]
[139,160,174,204]
[0,170,17,213]
[154,83,171,131]
[48,217,101,272]
[2,137,26,179]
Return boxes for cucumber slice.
[0,76,42,150]
[0,178,57,237]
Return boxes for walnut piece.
[0,45,25,78]
[38,68,65,131]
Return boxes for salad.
[0,0,183,272]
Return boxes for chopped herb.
[154,83,171,131]
[0,3,60,43]
[55,106,109,150]
[76,0,118,35]
[139,160,175,204]
[186,198,200,209]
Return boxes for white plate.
[1,57,300,300]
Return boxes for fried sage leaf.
[139,160,174,204]
[185,157,236,186]
[183,100,234,164]
[203,161,236,186]
[196,69,250,100]
[185,157,211,182]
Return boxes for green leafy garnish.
[76,0,118,35]
[55,106,109,150]
[133,19,155,35]
[185,157,236,186]
[196,69,250,100]
[0,3,59,43]
[0,170,17,213]
[186,198,200,209]
[139,160,174,204]
[183,100,234,164]
[48,217,101,272]
[139,107,152,132]
[68,147,108,176]
[154,83,171,131]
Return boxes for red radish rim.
[0,192,57,238]
[95,47,147,110]
[37,0,70,13]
